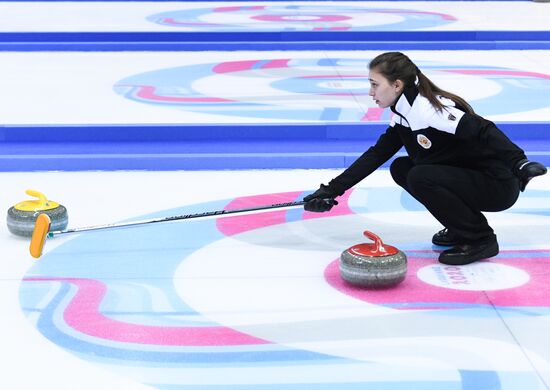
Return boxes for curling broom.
[29,201,307,259]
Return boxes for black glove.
[514,159,547,192]
[303,184,339,212]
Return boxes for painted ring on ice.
[114,58,550,121]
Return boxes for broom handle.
[49,200,306,237]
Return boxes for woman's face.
[368,70,404,108]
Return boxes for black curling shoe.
[432,228,460,246]
[439,239,499,266]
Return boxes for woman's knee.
[390,157,414,188]
[406,165,439,193]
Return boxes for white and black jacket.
[328,86,526,195]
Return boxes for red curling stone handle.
[348,230,399,257]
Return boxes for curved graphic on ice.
[148,5,456,31]
[115,58,550,121]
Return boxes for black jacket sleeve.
[327,126,403,196]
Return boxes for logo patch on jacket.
[417,134,432,149]
[448,113,456,121]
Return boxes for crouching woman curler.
[304,51,547,266]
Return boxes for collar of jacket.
[390,85,419,118]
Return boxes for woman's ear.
[394,79,404,93]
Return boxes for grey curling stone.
[340,230,407,288]
[7,190,68,237]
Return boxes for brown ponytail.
[369,52,476,115]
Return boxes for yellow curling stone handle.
[14,190,60,212]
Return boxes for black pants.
[390,157,520,243]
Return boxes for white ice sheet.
[1,50,550,125]
[0,1,549,32]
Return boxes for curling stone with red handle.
[340,230,407,288]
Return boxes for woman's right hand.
[303,184,339,212]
